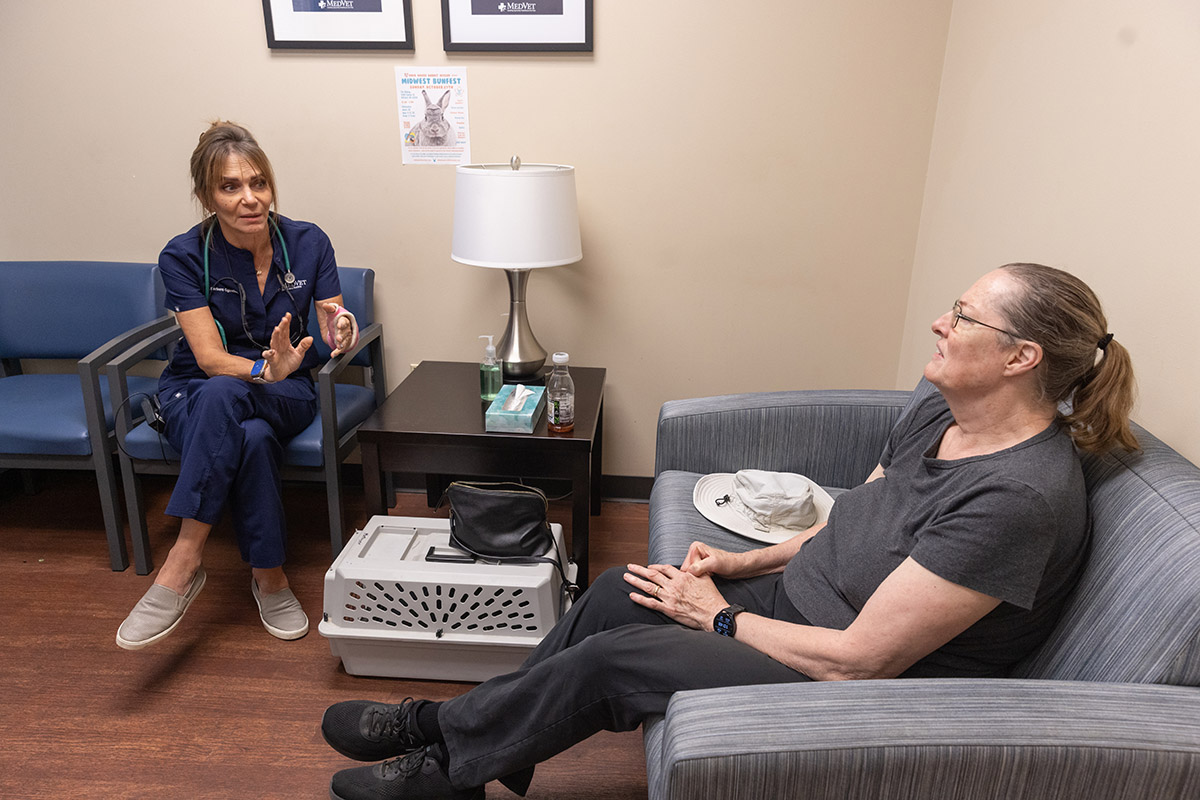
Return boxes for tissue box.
[485,384,546,433]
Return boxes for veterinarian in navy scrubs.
[117,121,357,651]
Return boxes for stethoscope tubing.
[201,215,305,350]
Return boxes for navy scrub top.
[157,214,342,397]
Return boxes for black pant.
[439,566,814,789]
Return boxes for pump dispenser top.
[480,335,497,365]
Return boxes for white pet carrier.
[319,516,574,682]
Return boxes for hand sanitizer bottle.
[479,335,502,401]
[547,352,575,432]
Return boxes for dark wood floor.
[0,470,651,800]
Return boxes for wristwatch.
[250,358,269,383]
[713,604,746,637]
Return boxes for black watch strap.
[713,604,746,637]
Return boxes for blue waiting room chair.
[0,261,167,570]
[107,266,386,574]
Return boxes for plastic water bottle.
[547,352,575,433]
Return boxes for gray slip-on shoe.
[116,567,206,651]
[252,579,309,640]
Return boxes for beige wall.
[900,0,1200,464]
[0,0,952,479]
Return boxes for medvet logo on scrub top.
[293,0,383,12]
[472,0,564,14]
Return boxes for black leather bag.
[447,480,553,559]
[446,481,578,599]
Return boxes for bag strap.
[442,479,577,608]
[447,531,579,606]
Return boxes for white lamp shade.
[451,163,582,269]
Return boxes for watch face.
[714,605,744,637]
[251,359,266,378]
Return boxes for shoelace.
[369,697,416,743]
[379,747,427,780]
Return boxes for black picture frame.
[262,0,415,50]
[441,0,593,52]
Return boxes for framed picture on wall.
[262,0,414,50]
[441,0,593,52]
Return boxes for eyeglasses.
[951,301,1024,340]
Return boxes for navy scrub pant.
[438,565,815,790]
[159,375,318,569]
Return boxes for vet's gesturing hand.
[260,312,312,382]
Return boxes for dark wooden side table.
[356,360,606,587]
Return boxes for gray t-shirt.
[782,390,1088,677]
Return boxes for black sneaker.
[323,698,427,762]
[329,745,483,800]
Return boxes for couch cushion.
[1013,424,1200,685]
[654,424,1200,687]
[648,470,849,566]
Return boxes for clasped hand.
[624,561,728,631]
[624,542,752,630]
[320,301,355,357]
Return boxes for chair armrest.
[654,389,911,489]
[316,321,386,456]
[315,321,385,389]
[78,313,173,384]
[73,313,171,457]
[105,318,180,439]
[78,314,172,419]
[656,679,1200,800]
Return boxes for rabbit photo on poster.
[412,89,456,147]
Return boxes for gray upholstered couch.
[643,382,1200,800]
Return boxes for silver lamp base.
[496,268,548,379]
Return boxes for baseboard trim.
[601,475,654,503]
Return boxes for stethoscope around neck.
[202,215,305,351]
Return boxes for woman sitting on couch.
[319,262,1137,800]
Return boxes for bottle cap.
[552,352,569,365]
[480,335,496,360]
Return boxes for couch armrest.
[653,679,1200,800]
[653,389,911,489]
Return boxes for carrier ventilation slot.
[341,580,539,633]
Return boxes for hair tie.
[1097,333,1114,351]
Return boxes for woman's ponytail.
[996,263,1138,455]
[1064,337,1139,454]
